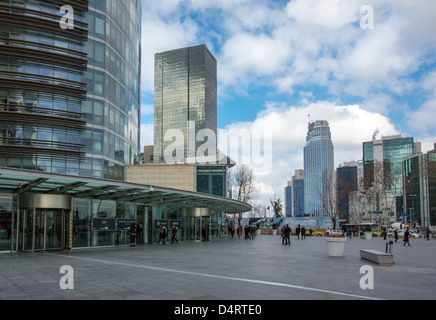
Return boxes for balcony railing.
[0,137,85,160]
[0,103,86,129]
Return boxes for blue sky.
[139,0,436,204]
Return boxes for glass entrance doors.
[189,216,210,242]
[17,208,65,252]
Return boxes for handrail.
[0,36,86,59]
[0,137,84,152]
[0,4,88,29]
[0,70,86,89]
[0,103,86,121]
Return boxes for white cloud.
[140,123,154,149]
[141,103,154,117]
[222,101,398,203]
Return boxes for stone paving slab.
[0,234,435,302]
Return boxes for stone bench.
[360,249,394,266]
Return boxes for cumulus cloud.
[221,101,398,203]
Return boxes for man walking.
[171,225,179,244]
[284,224,291,245]
[129,223,137,247]
[403,228,411,247]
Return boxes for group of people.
[228,225,257,240]
[281,224,291,245]
[280,224,307,245]
[294,225,307,239]
[157,224,179,245]
[244,225,256,240]
[128,223,179,246]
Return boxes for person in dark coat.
[284,224,291,245]
[301,226,306,239]
[171,225,179,244]
[244,225,249,239]
[296,225,301,239]
[403,228,411,246]
[129,223,137,247]
[394,229,398,243]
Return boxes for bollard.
[386,241,394,254]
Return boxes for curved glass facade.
[0,0,141,180]
[83,0,141,179]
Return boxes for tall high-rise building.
[304,120,334,216]
[285,182,292,217]
[337,161,360,223]
[153,45,217,163]
[363,135,420,196]
[285,170,304,217]
[403,144,436,228]
[0,0,142,180]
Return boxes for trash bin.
[386,241,394,254]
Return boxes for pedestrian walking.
[296,225,301,239]
[383,227,387,240]
[157,224,167,245]
[301,226,306,239]
[237,225,242,239]
[426,228,431,241]
[394,229,398,243]
[129,223,137,247]
[284,224,291,245]
[281,225,285,245]
[249,225,255,240]
[171,225,179,244]
[403,228,411,246]
[244,225,249,239]
[157,224,163,244]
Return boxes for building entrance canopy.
[0,168,251,214]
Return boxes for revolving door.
[15,194,72,252]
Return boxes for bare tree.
[230,164,257,225]
[249,204,266,218]
[230,164,256,203]
[316,170,338,228]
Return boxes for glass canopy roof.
[0,167,251,214]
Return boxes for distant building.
[337,162,359,223]
[285,170,305,217]
[304,120,334,217]
[403,143,436,229]
[363,135,419,195]
[153,45,217,163]
[363,134,420,217]
[285,182,292,217]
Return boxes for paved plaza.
[0,234,435,301]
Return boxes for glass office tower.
[153,45,217,163]
[0,0,141,180]
[403,145,436,228]
[304,120,334,217]
[363,135,416,196]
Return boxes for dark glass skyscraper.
[153,44,217,163]
[403,145,436,228]
[0,0,141,180]
[304,120,334,217]
[363,135,417,196]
